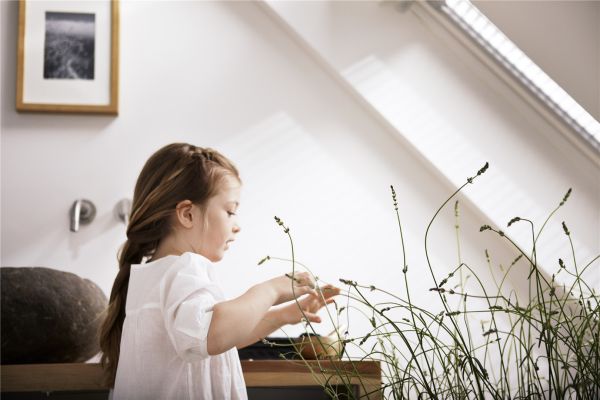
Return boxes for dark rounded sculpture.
[1,267,108,364]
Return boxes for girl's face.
[193,175,241,262]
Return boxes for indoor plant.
[261,163,599,399]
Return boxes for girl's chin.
[200,250,223,263]
[211,250,225,262]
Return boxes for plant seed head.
[562,221,570,236]
[477,162,489,176]
[560,188,572,206]
[257,255,270,265]
[507,217,521,227]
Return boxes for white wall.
[1,0,598,349]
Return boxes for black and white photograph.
[43,12,95,80]
[16,0,118,114]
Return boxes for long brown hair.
[98,143,240,387]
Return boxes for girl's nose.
[233,224,241,233]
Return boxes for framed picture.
[16,0,119,115]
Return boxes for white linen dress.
[111,252,248,399]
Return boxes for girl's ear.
[174,200,194,229]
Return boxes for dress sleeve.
[159,256,219,362]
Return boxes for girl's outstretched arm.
[235,284,340,349]
[235,308,286,350]
[206,272,316,355]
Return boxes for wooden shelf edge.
[2,360,381,397]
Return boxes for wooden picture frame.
[16,0,119,115]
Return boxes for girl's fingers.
[320,285,341,296]
[303,313,321,323]
[301,287,318,297]
[286,275,340,301]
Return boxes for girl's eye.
[227,211,236,217]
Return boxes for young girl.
[99,143,339,399]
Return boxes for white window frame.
[417,0,600,158]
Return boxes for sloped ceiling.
[258,0,599,290]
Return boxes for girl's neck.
[151,238,193,262]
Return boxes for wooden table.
[1,360,381,399]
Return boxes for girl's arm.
[206,273,316,355]
[235,285,341,350]
[235,308,286,349]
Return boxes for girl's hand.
[278,284,341,326]
[267,271,318,306]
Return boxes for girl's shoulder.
[134,252,212,270]
[176,252,213,271]
[162,252,215,283]
[132,252,214,282]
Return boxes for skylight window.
[436,0,600,155]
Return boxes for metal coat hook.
[70,199,96,232]
[115,199,132,227]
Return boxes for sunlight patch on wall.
[342,54,597,290]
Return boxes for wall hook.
[114,198,132,227]
[70,199,96,232]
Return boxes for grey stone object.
[1,267,108,364]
